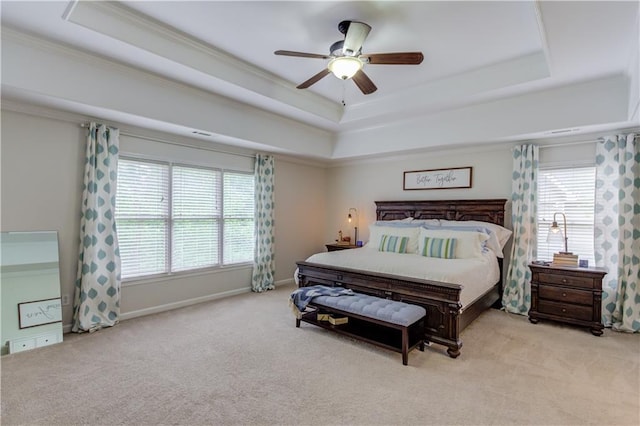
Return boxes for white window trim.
[117,156,255,283]
[536,165,596,264]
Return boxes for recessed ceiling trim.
[533,1,553,76]
[1,28,336,158]
[64,0,343,124]
[342,51,550,125]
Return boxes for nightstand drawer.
[538,273,594,289]
[538,300,593,321]
[539,285,593,306]
[529,263,606,335]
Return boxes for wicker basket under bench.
[296,292,426,366]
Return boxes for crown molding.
[342,51,550,128]
[64,0,342,125]
[1,97,331,169]
[533,1,553,76]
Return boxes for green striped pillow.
[378,235,410,253]
[421,237,457,259]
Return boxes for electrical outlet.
[61,294,70,306]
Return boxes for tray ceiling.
[1,1,638,159]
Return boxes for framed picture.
[403,167,472,190]
[18,298,62,329]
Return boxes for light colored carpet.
[1,283,638,426]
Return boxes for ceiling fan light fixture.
[328,56,363,80]
[275,19,422,94]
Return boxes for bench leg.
[402,328,409,366]
[295,318,301,328]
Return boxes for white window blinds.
[116,159,169,278]
[116,158,255,280]
[171,166,221,272]
[537,166,596,264]
[223,172,255,264]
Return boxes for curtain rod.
[511,138,598,151]
[538,139,600,149]
[538,132,638,149]
[80,123,256,159]
[515,133,636,151]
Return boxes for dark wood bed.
[296,198,508,358]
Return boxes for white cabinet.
[9,331,63,354]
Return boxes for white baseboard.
[62,279,296,332]
[275,278,294,287]
[120,287,251,321]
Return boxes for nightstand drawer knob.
[562,292,567,297]
[562,278,568,284]
[562,308,567,313]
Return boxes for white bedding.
[298,247,500,310]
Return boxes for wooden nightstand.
[528,263,607,336]
[325,243,359,252]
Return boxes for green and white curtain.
[503,144,539,314]
[251,154,275,292]
[595,134,640,332]
[72,123,121,332]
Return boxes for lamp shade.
[328,57,363,80]
[546,224,564,246]
[547,212,570,254]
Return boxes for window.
[117,160,169,278]
[536,166,595,264]
[223,173,255,264]
[116,158,254,280]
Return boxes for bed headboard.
[375,199,507,226]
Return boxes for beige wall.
[0,108,328,330]
[0,106,608,334]
[274,159,328,278]
[1,111,84,331]
[325,146,514,244]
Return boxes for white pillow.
[418,228,489,259]
[367,224,420,254]
[438,220,512,248]
[422,224,505,258]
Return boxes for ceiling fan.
[274,20,423,95]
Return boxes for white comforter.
[298,247,500,310]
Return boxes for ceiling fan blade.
[365,52,424,65]
[297,68,332,89]
[342,21,371,56]
[352,70,377,95]
[274,50,330,59]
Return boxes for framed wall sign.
[18,298,62,329]
[403,167,472,190]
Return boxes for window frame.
[116,156,255,283]
[116,157,171,280]
[221,170,256,265]
[536,165,596,264]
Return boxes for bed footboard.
[297,261,464,358]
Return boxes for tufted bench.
[296,291,426,365]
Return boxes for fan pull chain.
[341,81,347,106]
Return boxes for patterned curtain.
[503,144,539,314]
[251,154,275,293]
[595,134,640,332]
[72,123,121,332]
